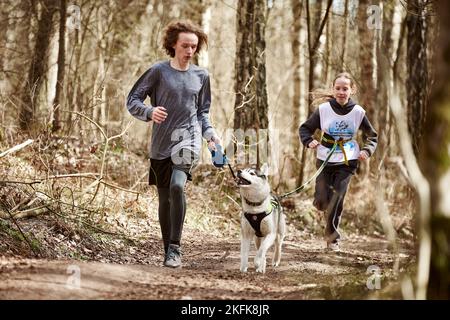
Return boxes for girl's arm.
[299,108,321,147]
[359,116,378,156]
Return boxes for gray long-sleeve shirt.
[126,60,217,159]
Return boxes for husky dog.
[236,164,286,273]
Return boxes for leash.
[223,142,337,199]
[227,162,236,180]
[278,142,338,199]
[222,132,346,199]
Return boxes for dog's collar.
[243,197,265,207]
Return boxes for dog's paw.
[272,261,280,267]
[254,256,261,270]
[240,267,248,272]
[255,265,266,273]
[255,257,267,273]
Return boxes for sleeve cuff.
[145,107,154,122]
[203,128,217,142]
[303,137,313,147]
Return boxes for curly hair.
[162,20,208,57]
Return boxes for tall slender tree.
[52,0,67,132]
[357,0,377,130]
[234,0,269,167]
[407,0,429,156]
[340,0,349,70]
[421,0,450,300]
[291,0,303,185]
[298,0,332,184]
[19,0,57,131]
[374,1,395,170]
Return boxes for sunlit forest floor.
[0,135,416,299]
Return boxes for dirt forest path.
[0,229,414,300]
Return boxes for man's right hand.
[151,106,168,124]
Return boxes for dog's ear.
[260,163,269,177]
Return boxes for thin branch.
[311,0,333,54]
[0,200,39,256]
[0,139,34,158]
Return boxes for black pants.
[313,164,355,243]
[157,169,187,253]
[150,149,198,253]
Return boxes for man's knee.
[170,182,184,197]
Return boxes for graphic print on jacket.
[317,102,365,163]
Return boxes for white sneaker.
[327,242,340,252]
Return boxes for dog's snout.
[237,169,242,175]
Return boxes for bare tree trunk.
[291,0,302,185]
[374,2,395,171]
[356,0,377,179]
[340,0,349,70]
[324,11,331,84]
[66,4,95,136]
[19,0,57,131]
[298,0,332,184]
[357,0,377,129]
[422,0,450,300]
[92,6,106,127]
[234,0,269,167]
[407,0,429,156]
[52,0,67,132]
[0,2,8,90]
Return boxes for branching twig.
[0,199,39,256]
[69,111,133,203]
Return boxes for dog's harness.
[244,197,280,237]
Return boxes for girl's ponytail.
[309,88,335,107]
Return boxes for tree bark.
[234,0,269,167]
[52,0,67,132]
[291,0,302,185]
[407,0,429,156]
[357,0,377,129]
[374,2,395,171]
[19,0,57,131]
[422,0,450,300]
[340,0,349,70]
[299,0,332,184]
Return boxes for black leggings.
[313,165,354,243]
[157,169,187,253]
